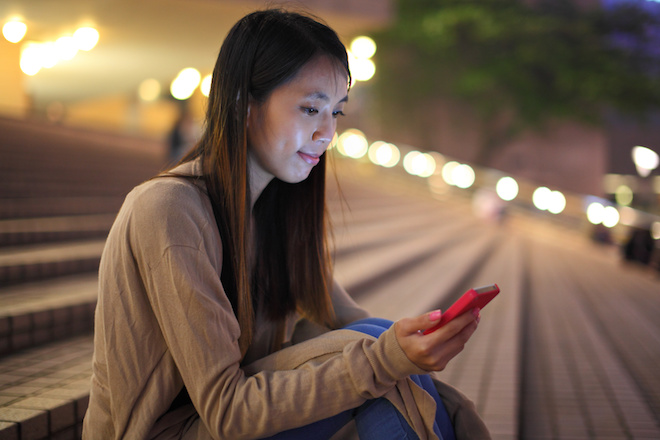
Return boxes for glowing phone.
[423,284,500,335]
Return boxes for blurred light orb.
[20,44,42,75]
[632,145,659,177]
[403,151,421,175]
[138,78,161,102]
[171,67,201,100]
[200,74,212,97]
[350,36,376,59]
[652,222,660,240]
[404,151,435,177]
[368,141,400,168]
[602,206,620,228]
[532,187,551,210]
[442,161,459,186]
[349,56,375,82]
[73,27,99,51]
[337,129,368,158]
[615,184,633,206]
[54,36,78,61]
[496,177,519,201]
[452,164,475,189]
[547,191,566,214]
[40,42,58,68]
[418,153,436,178]
[3,20,27,43]
[586,202,605,225]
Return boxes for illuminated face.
[247,56,348,195]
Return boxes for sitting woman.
[83,9,490,440]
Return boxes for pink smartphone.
[423,284,500,335]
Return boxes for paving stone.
[0,407,47,440]
[0,388,42,399]
[50,426,77,440]
[10,397,75,434]
[0,421,19,440]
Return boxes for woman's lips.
[298,151,321,165]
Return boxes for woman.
[83,9,488,439]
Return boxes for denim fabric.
[261,318,456,440]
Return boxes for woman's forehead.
[284,56,349,99]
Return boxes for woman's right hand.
[393,309,480,372]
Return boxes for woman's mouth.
[297,151,321,166]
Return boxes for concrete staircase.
[1,116,659,439]
[0,116,163,439]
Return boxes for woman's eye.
[333,110,346,118]
[301,107,318,115]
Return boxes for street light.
[632,146,658,177]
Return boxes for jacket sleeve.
[132,182,426,439]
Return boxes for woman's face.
[247,55,348,193]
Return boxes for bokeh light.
[532,187,551,211]
[200,74,212,97]
[547,190,566,214]
[73,27,99,51]
[138,78,161,102]
[54,36,78,61]
[39,42,58,68]
[347,36,377,83]
[403,151,435,177]
[586,202,605,225]
[614,185,633,206]
[631,145,659,177]
[368,141,400,167]
[452,164,475,189]
[20,43,43,75]
[170,67,201,100]
[602,206,620,228]
[349,55,375,82]
[496,177,519,201]
[350,36,377,59]
[3,20,27,43]
[442,161,459,186]
[652,222,660,240]
[337,129,368,158]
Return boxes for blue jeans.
[262,318,456,440]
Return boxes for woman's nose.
[312,114,335,144]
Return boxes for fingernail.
[472,308,480,318]
[429,309,442,321]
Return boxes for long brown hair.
[173,9,350,355]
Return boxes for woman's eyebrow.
[305,92,349,104]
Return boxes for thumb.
[397,309,442,335]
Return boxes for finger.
[396,309,442,335]
[427,309,479,342]
[427,318,479,368]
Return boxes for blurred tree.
[371,0,660,165]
